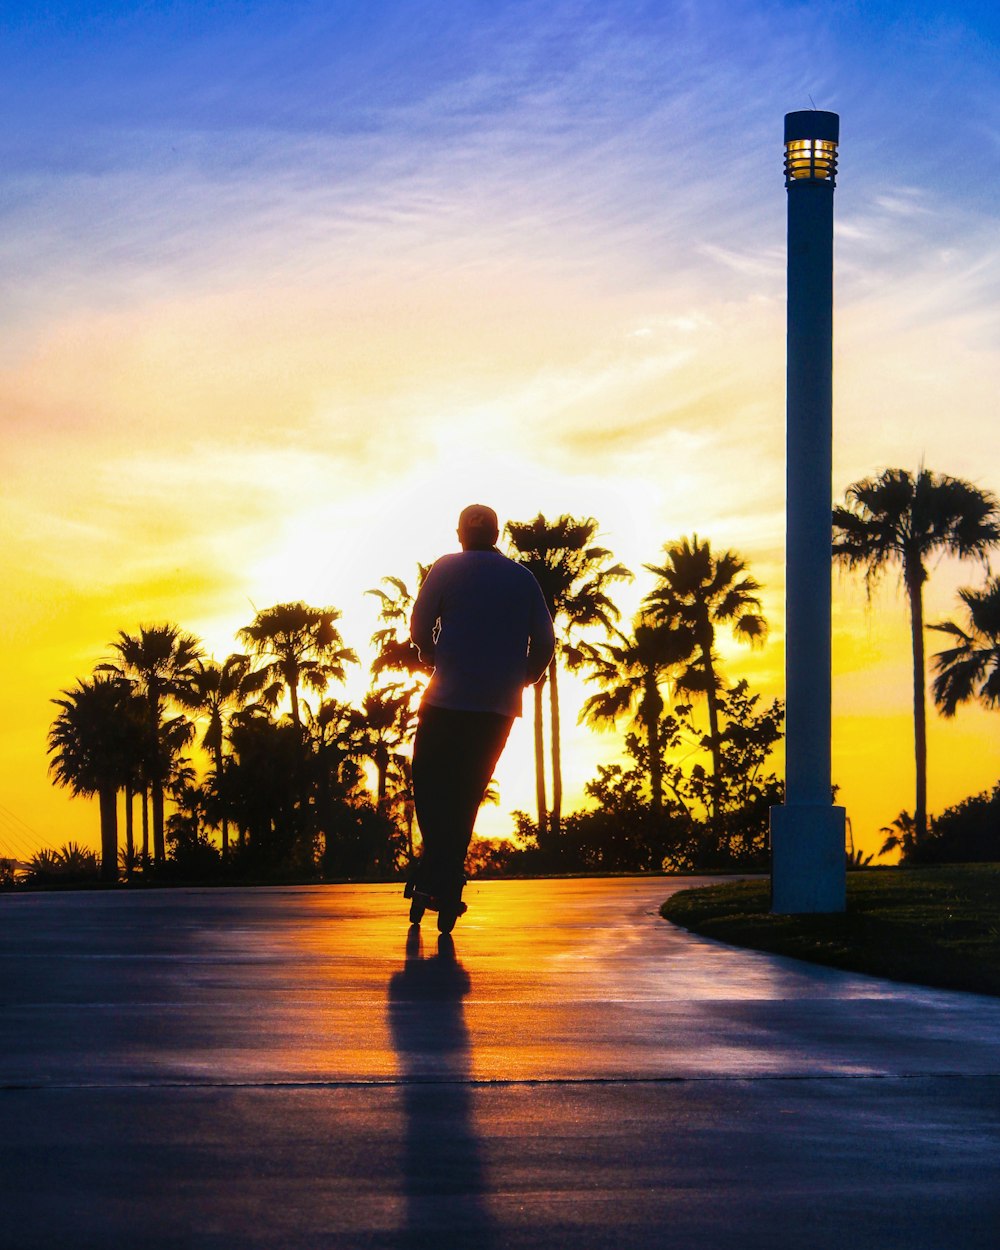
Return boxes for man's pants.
[411,704,513,902]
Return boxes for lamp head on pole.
[784,110,839,186]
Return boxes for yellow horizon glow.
[5,384,998,867]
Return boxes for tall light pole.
[770,110,846,914]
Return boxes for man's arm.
[525,584,556,685]
[409,563,442,664]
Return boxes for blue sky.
[1,0,996,403]
[4,1,998,276]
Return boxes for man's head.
[457,503,500,551]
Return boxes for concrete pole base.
[770,804,846,914]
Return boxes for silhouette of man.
[408,504,554,929]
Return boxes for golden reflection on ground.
[143,878,990,1092]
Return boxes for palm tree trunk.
[643,672,663,814]
[548,656,562,838]
[533,676,548,839]
[289,681,301,727]
[141,786,150,866]
[147,694,166,864]
[702,644,722,846]
[906,570,928,841]
[124,783,135,873]
[215,742,229,860]
[152,779,166,864]
[99,785,118,883]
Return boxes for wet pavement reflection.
[3,878,1000,1088]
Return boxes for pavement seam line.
[3,1071,999,1092]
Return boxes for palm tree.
[644,535,766,838]
[367,570,433,683]
[113,684,150,874]
[26,848,63,883]
[237,602,358,728]
[833,468,1000,840]
[165,755,212,860]
[175,654,262,858]
[48,673,136,881]
[366,570,433,823]
[505,514,631,838]
[226,706,312,866]
[930,576,1000,717]
[102,624,203,864]
[879,809,917,861]
[26,842,101,884]
[358,685,417,808]
[571,613,696,814]
[303,697,371,863]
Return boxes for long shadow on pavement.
[387,925,497,1250]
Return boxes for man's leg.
[448,711,513,851]
[411,706,512,901]
[411,704,452,895]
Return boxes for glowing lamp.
[784,111,839,186]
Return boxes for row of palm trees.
[511,485,1000,862]
[46,469,1000,881]
[48,605,365,880]
[563,535,766,843]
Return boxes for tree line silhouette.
[37,470,1000,885]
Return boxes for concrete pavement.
[1,877,998,1248]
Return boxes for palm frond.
[930,575,1000,716]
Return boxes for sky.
[1,0,998,863]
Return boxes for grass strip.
[661,864,1000,998]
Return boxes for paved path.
[2,878,999,1248]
